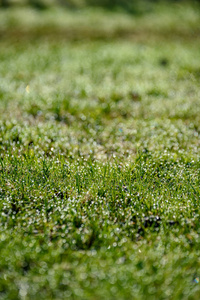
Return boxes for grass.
[0,2,200,299]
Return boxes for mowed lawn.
[0,3,200,299]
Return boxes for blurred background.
[1,0,200,11]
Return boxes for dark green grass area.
[0,2,200,299]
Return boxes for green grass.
[0,2,200,299]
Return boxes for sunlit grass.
[0,2,200,299]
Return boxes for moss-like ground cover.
[0,2,200,299]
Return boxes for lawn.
[0,2,200,299]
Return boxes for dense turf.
[0,2,200,299]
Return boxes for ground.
[0,2,200,299]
